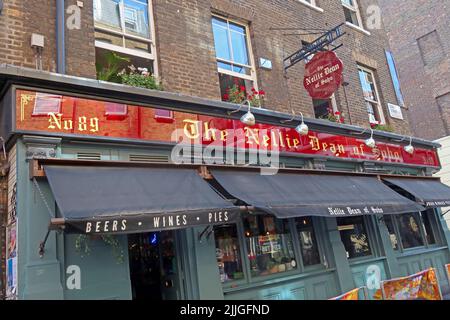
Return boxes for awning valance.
[382,177,450,208]
[44,165,240,234]
[210,169,424,218]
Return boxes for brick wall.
[0,0,95,77]
[0,0,411,135]
[379,0,450,140]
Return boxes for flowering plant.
[118,65,162,90]
[370,122,394,132]
[223,84,265,107]
[321,107,345,123]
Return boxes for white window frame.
[357,65,386,125]
[297,0,324,13]
[341,0,364,29]
[212,14,258,90]
[94,0,158,76]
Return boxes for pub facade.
[0,0,450,300]
[0,66,449,300]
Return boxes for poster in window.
[263,216,276,234]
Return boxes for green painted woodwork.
[12,139,450,300]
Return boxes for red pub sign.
[303,51,344,99]
[15,90,440,167]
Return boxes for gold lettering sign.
[183,119,200,139]
[48,112,99,133]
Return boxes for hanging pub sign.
[303,50,344,99]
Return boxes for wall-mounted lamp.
[228,100,255,126]
[404,136,414,154]
[296,112,309,136]
[280,110,309,136]
[365,129,376,148]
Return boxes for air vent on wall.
[77,152,102,161]
[129,154,169,163]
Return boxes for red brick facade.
[0,0,411,134]
[380,0,450,140]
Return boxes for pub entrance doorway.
[128,230,181,300]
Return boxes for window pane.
[229,22,246,34]
[212,20,231,61]
[313,98,333,119]
[232,65,251,75]
[420,211,436,245]
[219,73,253,102]
[123,0,150,38]
[397,213,424,249]
[385,51,405,106]
[94,0,122,30]
[230,30,249,66]
[125,38,151,52]
[95,30,124,47]
[343,7,360,26]
[295,217,321,266]
[337,216,372,259]
[214,224,244,283]
[384,216,398,250]
[358,69,377,101]
[244,215,296,277]
[217,61,232,72]
[342,0,355,7]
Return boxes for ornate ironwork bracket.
[283,23,346,71]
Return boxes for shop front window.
[337,216,372,259]
[214,224,244,283]
[384,215,399,250]
[244,215,296,277]
[420,211,436,245]
[382,211,438,252]
[295,217,321,266]
[397,213,424,249]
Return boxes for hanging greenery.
[101,234,125,264]
[74,234,124,264]
[75,234,91,258]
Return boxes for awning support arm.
[198,225,213,242]
[38,229,51,258]
[441,209,450,217]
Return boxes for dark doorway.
[128,232,162,300]
[128,231,181,300]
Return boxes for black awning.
[382,177,450,207]
[210,169,424,218]
[44,165,239,234]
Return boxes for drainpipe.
[56,0,66,74]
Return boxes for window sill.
[297,1,324,13]
[345,22,371,36]
[222,267,336,294]
[396,245,448,257]
[348,256,386,266]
